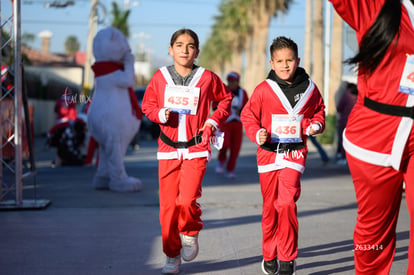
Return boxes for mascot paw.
[109,177,142,192]
[92,175,110,190]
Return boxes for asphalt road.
[0,135,409,274]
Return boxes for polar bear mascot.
[87,26,142,192]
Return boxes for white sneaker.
[215,163,224,174]
[225,171,236,179]
[161,255,181,274]
[181,234,199,262]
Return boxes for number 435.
[167,96,198,106]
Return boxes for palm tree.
[21,32,36,48]
[199,24,231,74]
[110,1,131,38]
[241,0,292,94]
[64,35,80,57]
[200,0,250,79]
[219,0,251,75]
[199,0,292,95]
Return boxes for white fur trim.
[390,94,414,169]
[256,128,266,145]
[160,67,175,85]
[343,129,391,167]
[159,108,168,124]
[305,125,311,136]
[206,118,218,130]
[157,151,210,161]
[258,159,305,174]
[312,122,322,131]
[266,78,315,114]
[343,95,414,170]
[306,122,322,136]
[403,0,414,27]
[178,113,187,142]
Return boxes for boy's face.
[269,48,300,84]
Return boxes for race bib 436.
[271,114,303,143]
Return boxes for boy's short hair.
[270,36,298,58]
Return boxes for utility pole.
[329,9,344,115]
[83,0,100,93]
[312,0,324,93]
[323,0,331,113]
[304,0,312,74]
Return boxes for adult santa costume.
[330,0,414,274]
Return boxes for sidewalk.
[0,136,409,275]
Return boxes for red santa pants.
[347,149,414,275]
[259,167,301,262]
[158,158,207,257]
[218,120,243,172]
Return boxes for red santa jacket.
[330,0,414,170]
[142,66,232,160]
[226,87,249,123]
[241,78,325,174]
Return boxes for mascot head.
[93,27,130,62]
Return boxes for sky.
[2,0,353,70]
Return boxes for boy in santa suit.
[142,28,232,274]
[241,36,325,275]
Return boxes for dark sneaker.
[279,260,296,275]
[261,258,279,274]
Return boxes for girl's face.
[269,47,300,84]
[169,33,199,69]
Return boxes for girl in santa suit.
[241,36,325,275]
[142,28,232,274]
[329,0,414,274]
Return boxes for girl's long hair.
[346,0,401,75]
[170,28,199,50]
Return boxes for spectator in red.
[54,88,77,123]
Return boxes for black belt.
[364,96,414,118]
[160,131,203,149]
[260,142,305,153]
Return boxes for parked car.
[134,86,160,140]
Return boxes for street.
[0,135,409,274]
